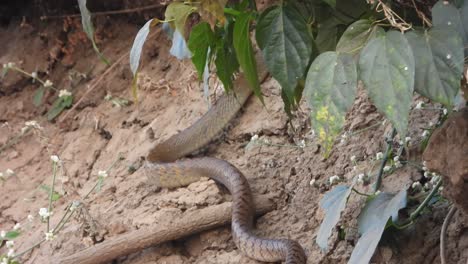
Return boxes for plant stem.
[352,188,372,197]
[373,128,396,192]
[13,238,46,258]
[47,162,58,232]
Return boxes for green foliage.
[47,95,73,121]
[316,185,353,250]
[33,86,45,107]
[359,31,415,137]
[256,4,313,105]
[40,185,61,201]
[188,22,215,80]
[233,12,263,102]
[349,190,407,264]
[432,0,468,55]
[406,27,464,106]
[336,19,384,56]
[214,22,239,91]
[77,0,109,65]
[305,52,357,154]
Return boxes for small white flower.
[6,240,14,248]
[393,156,400,162]
[404,66,408,71]
[13,223,20,231]
[98,170,108,178]
[44,79,53,88]
[415,101,424,109]
[447,21,452,25]
[7,249,14,258]
[50,155,60,163]
[395,160,403,168]
[70,201,80,211]
[0,230,5,238]
[44,231,55,241]
[422,130,429,137]
[31,71,37,79]
[353,166,357,171]
[357,173,366,185]
[1,257,8,264]
[424,182,432,190]
[438,186,444,192]
[27,214,34,222]
[297,139,306,148]
[329,175,340,185]
[250,134,259,142]
[383,165,392,172]
[6,62,15,68]
[25,120,42,130]
[431,175,441,184]
[442,108,448,115]
[412,181,422,190]
[376,152,384,160]
[39,208,51,219]
[424,171,431,178]
[375,190,381,195]
[309,179,317,187]
[58,89,72,98]
[5,169,14,177]
[423,161,427,167]
[0,172,3,179]
[405,137,411,143]
[446,54,451,59]
[350,155,356,162]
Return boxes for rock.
[423,108,468,215]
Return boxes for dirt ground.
[0,2,467,264]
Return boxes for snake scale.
[144,55,306,264]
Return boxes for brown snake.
[144,56,306,264]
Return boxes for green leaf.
[40,185,61,201]
[322,0,336,8]
[5,230,20,239]
[316,185,353,251]
[165,2,196,36]
[432,0,468,55]
[336,19,385,56]
[188,22,215,80]
[233,13,263,102]
[129,19,160,101]
[315,17,340,53]
[349,190,407,264]
[256,4,313,104]
[215,36,239,91]
[33,86,45,106]
[305,52,357,154]
[405,27,464,106]
[47,97,70,121]
[358,31,415,137]
[77,0,109,65]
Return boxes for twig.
[373,128,396,192]
[40,4,164,20]
[440,205,457,264]
[55,194,275,264]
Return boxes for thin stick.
[440,205,457,264]
[55,195,275,264]
[40,4,163,20]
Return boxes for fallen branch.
[55,194,276,264]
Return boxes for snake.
[144,54,307,264]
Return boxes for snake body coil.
[145,58,306,264]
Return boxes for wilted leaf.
[336,19,384,56]
[170,30,193,60]
[256,4,313,104]
[316,185,353,251]
[305,52,357,155]
[432,0,468,55]
[358,31,415,137]
[197,0,228,27]
[349,190,407,264]
[33,86,45,106]
[233,13,262,102]
[77,0,109,65]
[188,22,215,79]
[129,19,160,101]
[406,27,464,106]
[165,2,197,35]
